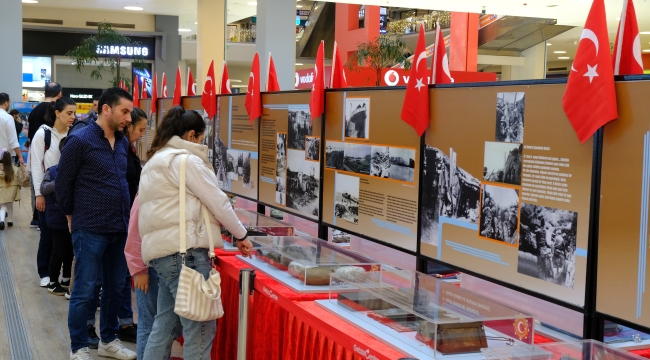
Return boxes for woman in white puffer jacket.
[138,106,252,359]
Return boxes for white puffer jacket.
[139,136,247,265]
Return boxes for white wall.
[23,6,156,32]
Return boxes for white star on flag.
[415,78,425,91]
[584,64,599,83]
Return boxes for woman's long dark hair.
[44,98,76,126]
[124,107,147,139]
[2,151,14,184]
[147,106,206,159]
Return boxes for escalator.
[296,2,335,59]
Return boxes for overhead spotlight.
[22,0,39,3]
[179,28,191,32]
[481,6,486,16]
[558,56,570,59]
[124,6,143,10]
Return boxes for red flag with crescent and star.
[266,53,281,92]
[141,76,147,100]
[330,41,347,89]
[562,0,618,144]
[245,52,262,123]
[612,0,644,75]
[400,22,429,136]
[220,61,232,94]
[309,40,325,123]
[172,66,182,106]
[187,67,196,96]
[201,60,217,120]
[151,73,158,114]
[432,22,453,85]
[162,73,168,98]
[132,75,140,108]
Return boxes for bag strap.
[179,155,188,255]
[202,205,216,259]
[44,128,51,151]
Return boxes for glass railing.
[387,11,451,34]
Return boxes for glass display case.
[221,209,295,251]
[237,235,382,293]
[482,340,646,360]
[318,268,535,359]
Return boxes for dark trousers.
[49,229,74,282]
[36,211,53,278]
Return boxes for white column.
[197,0,226,92]
[509,42,547,80]
[0,0,22,101]
[257,0,297,90]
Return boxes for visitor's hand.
[237,238,254,258]
[66,215,72,233]
[134,273,150,294]
[36,195,46,212]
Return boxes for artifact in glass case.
[482,339,646,360]
[416,321,488,354]
[221,209,295,251]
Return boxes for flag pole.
[266,53,271,92]
[432,22,440,84]
[330,42,337,88]
[613,0,628,75]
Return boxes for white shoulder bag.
[174,155,225,321]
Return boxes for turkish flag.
[432,23,453,84]
[187,67,196,96]
[612,0,644,75]
[245,52,262,123]
[562,0,618,144]
[162,73,168,98]
[400,23,430,136]
[132,75,140,108]
[118,80,124,90]
[201,60,217,120]
[309,40,325,123]
[172,67,182,106]
[330,41,347,89]
[220,61,232,94]
[141,77,147,99]
[151,73,158,114]
[266,53,281,92]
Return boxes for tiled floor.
[0,188,182,359]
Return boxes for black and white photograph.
[344,143,371,175]
[242,152,252,188]
[334,173,360,224]
[213,108,229,188]
[345,97,370,139]
[277,133,287,178]
[305,136,320,161]
[326,141,345,170]
[388,147,416,182]
[275,176,286,205]
[370,146,390,178]
[226,149,239,181]
[495,92,525,143]
[483,142,523,185]
[288,106,312,150]
[420,146,480,246]
[517,204,578,288]
[286,149,320,217]
[479,184,520,245]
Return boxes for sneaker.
[47,282,67,296]
[98,339,136,359]
[65,289,71,300]
[87,326,99,349]
[30,220,38,228]
[117,323,137,343]
[7,221,12,227]
[60,279,70,288]
[39,277,50,287]
[0,222,5,230]
[70,347,92,360]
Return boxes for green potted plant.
[346,34,412,86]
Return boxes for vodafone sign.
[382,68,497,86]
[295,66,331,89]
[381,69,428,87]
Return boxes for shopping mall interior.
[0,0,650,359]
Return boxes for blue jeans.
[36,210,53,278]
[135,267,180,360]
[143,248,216,360]
[87,272,133,327]
[68,229,128,353]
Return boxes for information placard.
[212,95,259,201]
[597,80,650,326]
[420,84,593,307]
[322,90,420,252]
[259,91,320,220]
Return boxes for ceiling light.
[295,63,304,66]
[124,6,143,10]
[558,56,570,59]
[22,0,38,3]
[195,22,198,24]
[179,28,191,32]
[553,51,566,54]
[297,5,302,8]
[547,43,552,46]
[230,79,242,83]
[641,32,650,35]
[644,49,650,53]
[247,2,257,5]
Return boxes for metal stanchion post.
[237,269,255,360]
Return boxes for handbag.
[174,154,225,321]
[16,164,30,188]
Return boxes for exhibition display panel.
[182,96,216,166]
[238,235,381,292]
[482,340,646,360]
[259,91,321,220]
[318,268,534,359]
[322,89,421,252]
[420,83,593,307]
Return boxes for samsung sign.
[95,45,149,57]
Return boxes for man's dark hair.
[9,109,19,116]
[93,97,100,102]
[98,88,133,114]
[0,93,9,105]
[44,82,62,98]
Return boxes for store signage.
[381,69,425,87]
[296,9,310,16]
[294,66,331,89]
[353,344,379,360]
[95,45,149,57]
[263,286,278,301]
[70,94,94,99]
[62,88,104,102]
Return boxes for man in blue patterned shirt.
[56,87,137,360]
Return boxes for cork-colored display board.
[259,91,320,220]
[212,94,259,201]
[137,98,152,161]
[322,90,420,252]
[421,84,593,307]
[158,98,173,128]
[597,80,650,326]
[182,96,215,166]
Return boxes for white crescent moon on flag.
[571,28,599,72]
[226,79,231,92]
[249,72,255,85]
[442,53,454,82]
[633,33,644,69]
[203,76,213,94]
[315,64,319,78]
[415,52,427,72]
